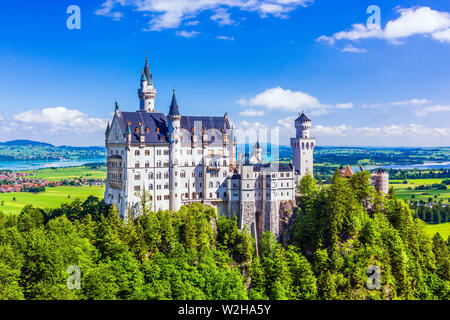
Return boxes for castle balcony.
[207,165,221,172]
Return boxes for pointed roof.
[296,112,311,122]
[143,56,153,85]
[105,122,110,135]
[168,88,180,117]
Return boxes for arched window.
[145,150,150,156]
[135,162,139,168]
[181,171,186,178]
[306,142,310,150]
[209,182,214,188]
[216,182,220,188]
[157,161,162,168]
[164,172,169,179]
[192,192,197,199]
[302,142,305,150]
[223,192,227,198]
[149,172,154,179]
[145,161,150,168]
[223,160,227,166]
[135,150,140,156]
[157,172,162,179]
[149,184,153,190]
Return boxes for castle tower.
[250,141,263,164]
[290,112,315,177]
[168,89,181,212]
[138,57,157,112]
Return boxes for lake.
[0,158,106,171]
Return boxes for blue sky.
[0,0,449,147]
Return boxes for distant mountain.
[0,140,55,147]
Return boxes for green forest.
[0,171,448,300]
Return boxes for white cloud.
[415,105,450,117]
[311,123,450,137]
[432,28,450,43]
[13,107,108,133]
[176,30,200,38]
[217,35,235,41]
[238,87,330,115]
[185,20,200,26]
[318,7,450,45]
[211,8,234,26]
[390,98,430,106]
[335,103,353,109]
[341,45,367,53]
[96,0,314,31]
[239,108,265,116]
[94,0,126,21]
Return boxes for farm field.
[0,185,105,215]
[23,166,106,182]
[421,222,450,240]
[391,178,450,204]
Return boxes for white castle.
[104,57,315,239]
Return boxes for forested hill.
[0,171,448,300]
[0,140,105,161]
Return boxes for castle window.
[149,172,154,179]
[134,173,141,180]
[134,186,141,191]
[210,193,213,198]
[164,195,170,200]
[149,184,153,190]
[135,162,140,168]
[164,172,169,179]
[164,150,169,155]
[157,161,162,167]
[145,150,150,156]
[181,171,186,178]
[192,172,195,178]
[157,185,161,190]
[164,162,169,167]
[223,171,227,177]
[135,127,139,133]
[164,184,169,189]
[223,192,227,198]
[157,195,162,200]
[192,192,197,199]
[223,160,227,166]
[216,182,220,188]
[199,192,203,198]
[209,182,214,188]
[157,172,162,179]
[145,161,150,168]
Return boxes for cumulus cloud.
[335,103,353,109]
[415,105,450,117]
[239,108,265,116]
[390,98,430,106]
[13,107,108,133]
[311,124,450,137]
[318,7,450,45]
[96,0,314,31]
[176,30,200,38]
[217,35,235,41]
[238,87,353,116]
[341,45,367,53]
[211,8,235,26]
[95,0,126,21]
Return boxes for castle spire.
[168,88,180,117]
[143,56,152,85]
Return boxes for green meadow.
[392,178,450,204]
[23,166,106,182]
[0,186,105,215]
[421,221,450,240]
